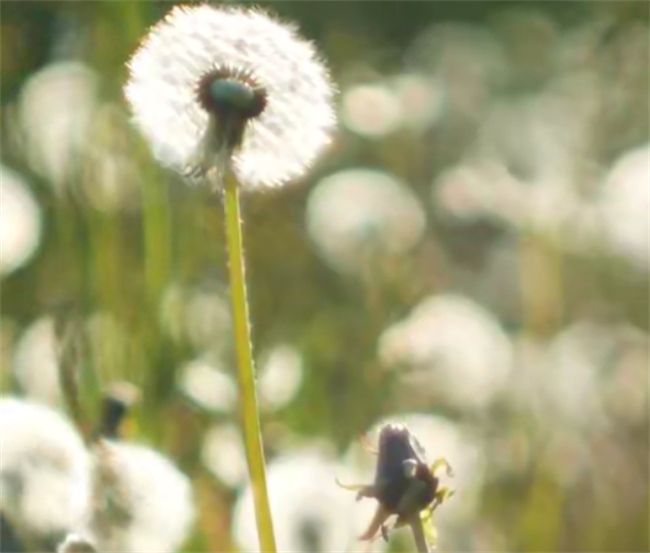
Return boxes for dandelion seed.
[125,4,335,189]
[0,397,90,540]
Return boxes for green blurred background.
[1,1,648,552]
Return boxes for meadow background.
[1,1,648,551]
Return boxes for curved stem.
[222,169,277,553]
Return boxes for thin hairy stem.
[212,148,277,553]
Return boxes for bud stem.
[408,515,430,553]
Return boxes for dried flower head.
[125,4,335,189]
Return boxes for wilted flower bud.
[337,423,454,550]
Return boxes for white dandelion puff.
[12,317,61,406]
[57,533,97,553]
[306,168,426,274]
[233,448,384,552]
[202,423,248,488]
[125,4,335,189]
[599,143,650,269]
[0,165,42,276]
[378,294,513,410]
[258,344,304,410]
[179,356,237,414]
[0,397,90,540]
[87,440,195,553]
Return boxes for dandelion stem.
[220,161,277,553]
[409,515,430,553]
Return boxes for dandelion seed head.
[233,449,382,552]
[306,168,426,273]
[378,294,513,410]
[125,5,335,189]
[179,357,237,413]
[258,344,304,410]
[0,166,42,276]
[12,317,61,406]
[0,398,90,538]
[57,533,97,553]
[89,440,195,553]
[599,143,650,269]
[202,423,248,488]
[16,62,98,190]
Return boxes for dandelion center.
[197,68,267,122]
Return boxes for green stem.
[409,515,430,553]
[222,169,277,553]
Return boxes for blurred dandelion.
[0,166,42,277]
[258,344,304,411]
[391,73,444,132]
[378,294,513,410]
[509,320,639,434]
[406,22,506,120]
[341,82,402,137]
[599,143,650,269]
[233,448,382,553]
[306,168,426,274]
[202,423,248,488]
[0,397,90,544]
[433,88,601,248]
[14,62,98,191]
[125,4,335,189]
[86,440,195,553]
[56,533,97,553]
[12,317,62,406]
[179,356,237,414]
